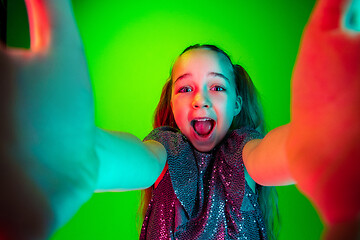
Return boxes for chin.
[192,142,216,153]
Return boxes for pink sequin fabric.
[141,126,267,240]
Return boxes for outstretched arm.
[1,1,168,238]
[244,0,359,237]
[95,128,166,192]
[243,124,294,186]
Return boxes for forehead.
[172,49,234,80]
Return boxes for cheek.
[216,97,236,126]
[215,96,235,113]
[171,98,180,116]
[172,98,188,123]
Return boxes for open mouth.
[191,118,215,137]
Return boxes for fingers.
[25,0,51,53]
[1,0,83,64]
[308,0,351,31]
[24,0,82,55]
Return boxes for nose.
[192,91,211,109]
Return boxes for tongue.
[194,120,213,136]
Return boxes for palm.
[0,0,98,238]
[288,0,360,226]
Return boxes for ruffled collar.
[164,127,248,218]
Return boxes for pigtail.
[232,64,280,240]
[138,78,177,230]
[153,79,177,129]
[231,64,265,133]
[257,185,280,240]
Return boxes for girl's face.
[171,49,241,152]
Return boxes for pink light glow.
[25,0,51,53]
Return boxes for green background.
[7,0,324,239]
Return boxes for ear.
[234,96,242,116]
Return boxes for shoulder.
[143,126,182,142]
[143,126,190,153]
[231,127,263,142]
[221,127,263,155]
[225,127,263,192]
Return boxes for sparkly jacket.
[140,126,267,240]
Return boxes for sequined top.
[140,126,267,240]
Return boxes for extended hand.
[287,0,360,233]
[0,0,98,238]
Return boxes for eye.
[210,85,225,91]
[178,86,192,93]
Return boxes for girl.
[0,0,358,239]
[137,44,281,239]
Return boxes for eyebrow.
[208,72,230,83]
[174,72,230,84]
